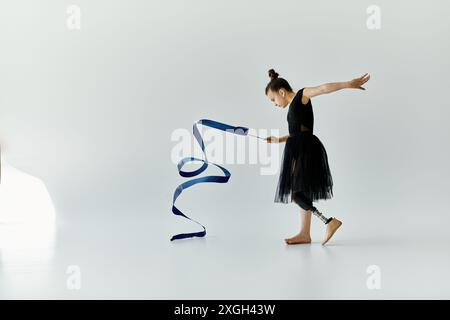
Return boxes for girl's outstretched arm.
[303,73,370,102]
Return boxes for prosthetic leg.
[292,191,342,245]
[311,206,342,245]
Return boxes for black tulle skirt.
[274,132,333,203]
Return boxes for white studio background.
[0,0,450,299]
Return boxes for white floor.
[1,208,450,300]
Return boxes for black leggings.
[292,190,317,212]
[292,190,332,224]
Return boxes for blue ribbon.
[170,119,253,241]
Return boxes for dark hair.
[265,68,293,95]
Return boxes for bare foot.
[321,218,342,245]
[284,233,312,245]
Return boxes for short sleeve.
[298,88,309,105]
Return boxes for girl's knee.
[292,191,313,211]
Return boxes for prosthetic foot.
[321,218,342,245]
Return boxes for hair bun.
[268,69,279,80]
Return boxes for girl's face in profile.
[266,89,289,108]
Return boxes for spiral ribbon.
[170,119,258,241]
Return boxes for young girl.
[265,69,370,245]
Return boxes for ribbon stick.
[246,133,265,140]
[170,119,260,241]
